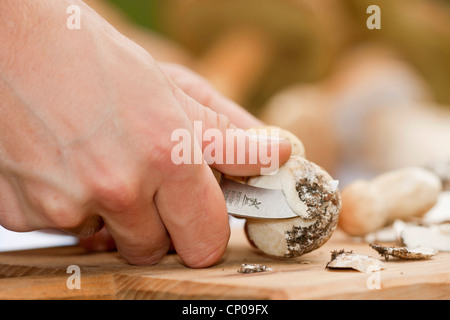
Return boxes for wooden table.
[0,228,449,299]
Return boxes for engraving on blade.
[219,178,298,219]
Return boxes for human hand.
[0,0,291,267]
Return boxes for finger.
[159,62,263,129]
[176,89,292,176]
[155,162,230,268]
[78,225,117,252]
[100,198,171,266]
[211,129,292,176]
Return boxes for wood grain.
[0,228,449,300]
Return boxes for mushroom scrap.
[400,223,450,252]
[370,244,437,261]
[326,250,384,273]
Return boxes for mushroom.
[423,191,450,224]
[259,85,339,174]
[321,23,450,173]
[237,264,272,274]
[239,128,341,258]
[426,160,450,191]
[326,250,384,273]
[400,223,450,252]
[369,244,437,261]
[259,44,432,176]
[339,167,442,237]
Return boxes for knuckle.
[150,139,174,166]
[214,112,233,132]
[23,183,85,230]
[90,174,139,213]
[40,195,83,229]
[151,138,186,176]
[200,106,232,133]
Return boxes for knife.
[219,177,299,219]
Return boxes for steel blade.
[219,177,299,219]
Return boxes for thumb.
[176,89,292,176]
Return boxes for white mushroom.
[241,128,341,257]
[339,167,442,237]
[400,223,450,252]
[326,250,384,273]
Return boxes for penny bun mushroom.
[338,167,442,237]
[242,128,341,258]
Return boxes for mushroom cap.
[245,156,341,257]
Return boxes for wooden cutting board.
[0,228,449,300]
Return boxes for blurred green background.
[106,0,161,31]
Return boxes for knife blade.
[219,177,299,219]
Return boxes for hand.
[0,0,291,267]
[158,62,263,130]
